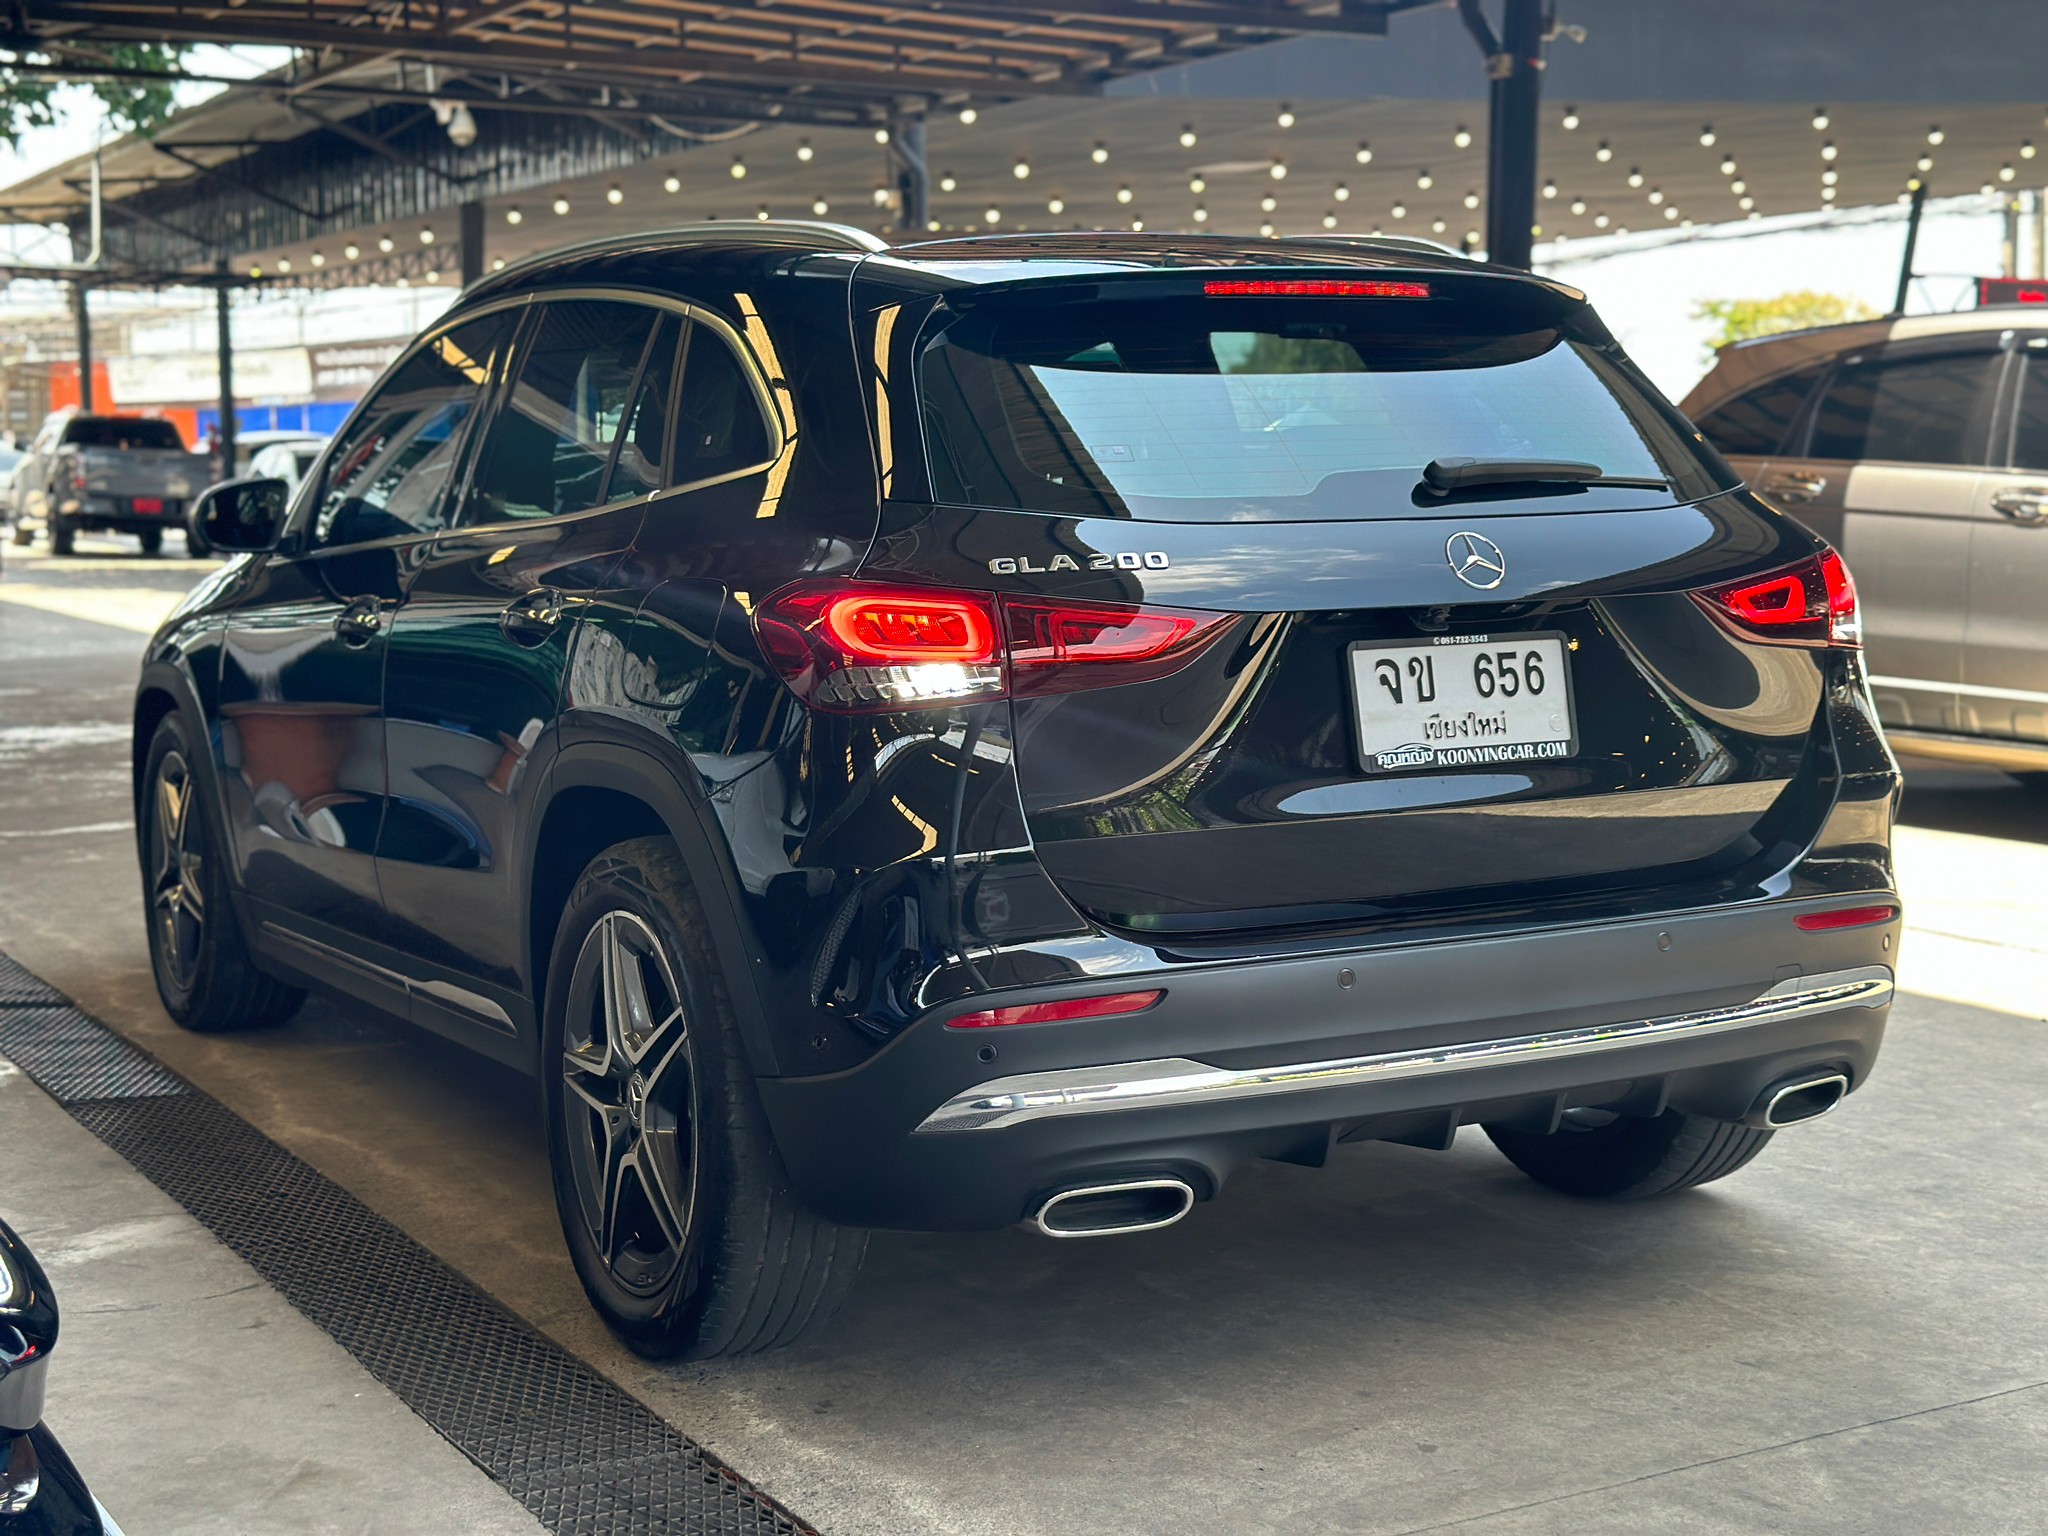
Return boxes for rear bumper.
[758,897,1899,1230]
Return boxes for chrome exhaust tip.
[1748,1071,1851,1129]
[1032,1178,1195,1238]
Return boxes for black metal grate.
[0,952,815,1536]
[0,953,62,1005]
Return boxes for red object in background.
[1977,277,2048,307]
[132,497,165,514]
[48,361,114,412]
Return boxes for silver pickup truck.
[7,412,213,556]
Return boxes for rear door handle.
[1989,487,2048,525]
[500,587,568,647]
[1761,473,1828,505]
[334,597,385,649]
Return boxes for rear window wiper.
[1419,457,1669,497]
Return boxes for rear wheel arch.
[528,745,785,1076]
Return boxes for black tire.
[49,516,74,556]
[1484,1108,1775,1200]
[542,836,867,1359]
[140,715,307,1033]
[137,527,164,556]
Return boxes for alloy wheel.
[561,909,697,1295]
[149,748,206,992]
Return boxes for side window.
[605,317,680,503]
[462,300,657,524]
[2008,350,2048,469]
[1807,348,1997,466]
[1694,365,1823,458]
[672,322,773,485]
[314,311,510,548]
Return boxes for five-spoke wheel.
[542,837,867,1358]
[559,910,698,1298]
[148,746,207,997]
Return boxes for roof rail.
[468,220,889,293]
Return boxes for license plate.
[1349,632,1577,773]
[132,497,164,514]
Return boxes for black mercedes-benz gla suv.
[135,226,1902,1357]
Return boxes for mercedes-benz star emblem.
[1446,530,1508,590]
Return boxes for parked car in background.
[228,429,326,481]
[244,436,327,492]
[1683,309,2048,776]
[139,226,1899,1359]
[1,1220,124,1534]
[8,412,212,556]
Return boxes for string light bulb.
[959,107,978,124]
[344,242,360,259]
[1333,182,1350,202]
[796,140,813,162]
[663,175,681,194]
[1323,211,1339,228]
[1276,104,1295,128]
[1822,141,1838,161]
[939,172,958,192]
[1192,205,1209,223]
[729,158,747,179]
[1390,201,1407,219]
[1179,125,1197,148]
[2001,163,2017,182]
[605,185,623,205]
[309,251,325,267]
[1542,179,1557,199]
[419,226,436,243]
[1595,141,1613,162]
[1719,157,1737,175]
[1464,189,1480,209]
[1414,168,1431,189]
[1189,175,1206,193]
[1013,160,1030,179]
[1453,125,1472,149]
[553,197,570,215]
[1812,108,1830,130]
[1355,142,1373,164]
[1091,142,1109,164]
[1260,194,1278,213]
[1699,125,1716,146]
[377,234,394,252]
[505,206,523,225]
[1569,197,1587,215]
[2024,141,2038,160]
[1561,105,1580,130]
[1627,167,1644,187]
[1927,126,1944,145]
[1116,184,1134,204]
[1271,161,1289,180]
[1047,196,1065,214]
[812,197,829,215]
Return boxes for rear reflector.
[1694,549,1862,648]
[945,989,1164,1030]
[1004,595,1232,697]
[1202,279,1431,298]
[1793,904,1899,932]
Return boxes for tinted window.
[63,417,184,451]
[918,288,1724,522]
[673,323,772,484]
[1808,349,1994,466]
[314,312,511,548]
[607,317,680,502]
[1695,366,1822,458]
[2009,351,2048,469]
[464,300,656,525]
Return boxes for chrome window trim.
[285,284,784,557]
[914,964,1895,1135]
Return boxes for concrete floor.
[2,535,2045,1535]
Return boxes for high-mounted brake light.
[1202,279,1431,298]
[1793,903,1898,932]
[755,580,1233,712]
[945,988,1164,1030]
[1694,549,1861,648]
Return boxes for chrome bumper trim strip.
[914,965,1894,1135]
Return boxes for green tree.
[2,43,191,148]
[1693,291,1878,359]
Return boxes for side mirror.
[190,476,288,554]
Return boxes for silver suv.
[1683,309,2048,773]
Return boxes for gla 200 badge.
[987,551,1171,574]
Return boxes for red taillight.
[1793,903,1899,931]
[945,988,1164,1030]
[1005,595,1232,697]
[1203,278,1430,298]
[755,580,1231,712]
[1694,550,1861,648]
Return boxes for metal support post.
[216,270,237,480]
[1894,182,1928,315]
[1460,0,1550,269]
[460,199,485,287]
[72,281,94,412]
[891,116,929,234]
[2003,195,2020,279]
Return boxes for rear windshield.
[62,417,185,451]
[917,287,1727,520]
